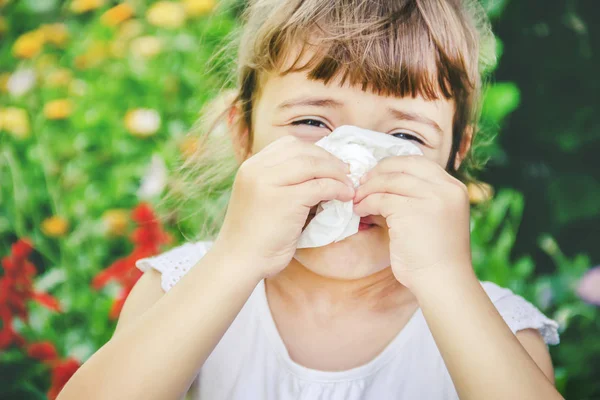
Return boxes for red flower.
[0,238,62,350]
[92,203,171,319]
[47,358,81,400]
[27,341,59,363]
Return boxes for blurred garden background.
[0,0,598,399]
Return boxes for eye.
[291,118,328,129]
[391,132,425,145]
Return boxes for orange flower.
[69,0,105,13]
[39,23,69,47]
[146,1,186,29]
[102,209,130,236]
[12,30,45,59]
[467,181,494,204]
[45,69,72,88]
[44,99,72,120]
[101,3,135,26]
[183,0,216,17]
[41,216,69,237]
[0,107,30,139]
[124,108,161,137]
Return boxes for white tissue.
[296,125,423,249]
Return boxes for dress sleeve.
[135,240,214,293]
[481,281,560,345]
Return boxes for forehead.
[257,69,455,132]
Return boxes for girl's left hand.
[352,155,473,290]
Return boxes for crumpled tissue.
[296,125,423,249]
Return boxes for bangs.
[253,0,477,102]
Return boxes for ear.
[454,125,474,171]
[227,102,251,164]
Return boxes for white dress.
[135,240,560,400]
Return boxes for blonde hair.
[158,0,497,241]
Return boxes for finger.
[353,192,415,219]
[294,178,356,207]
[354,172,434,204]
[275,153,353,187]
[359,155,447,185]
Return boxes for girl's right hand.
[213,135,355,279]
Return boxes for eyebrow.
[386,108,443,136]
[276,96,443,135]
[276,96,345,110]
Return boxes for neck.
[266,256,415,314]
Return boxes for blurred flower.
[44,99,72,120]
[102,209,130,236]
[39,23,69,48]
[74,41,109,69]
[125,108,161,137]
[48,358,81,400]
[183,0,216,17]
[467,181,494,204]
[130,35,163,58]
[146,1,186,29]
[118,19,144,41]
[0,239,62,350]
[577,265,600,306]
[92,203,171,319]
[0,107,30,139]
[6,68,37,96]
[101,3,135,26]
[69,0,105,13]
[138,154,168,200]
[45,68,72,88]
[12,30,45,59]
[41,216,69,237]
[27,341,59,363]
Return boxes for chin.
[293,224,391,280]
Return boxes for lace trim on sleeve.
[493,291,560,345]
[135,241,213,293]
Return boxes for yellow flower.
[183,0,216,17]
[0,107,30,139]
[101,3,135,26]
[467,181,494,204]
[44,99,72,120]
[41,216,69,237]
[125,108,161,137]
[45,68,72,87]
[118,19,143,40]
[39,23,69,47]
[130,36,163,58]
[70,0,105,13]
[146,1,186,29]
[102,209,129,236]
[12,30,45,59]
[74,41,109,69]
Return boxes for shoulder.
[135,240,215,293]
[480,281,560,345]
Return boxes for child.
[58,0,563,399]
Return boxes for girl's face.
[244,64,463,280]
